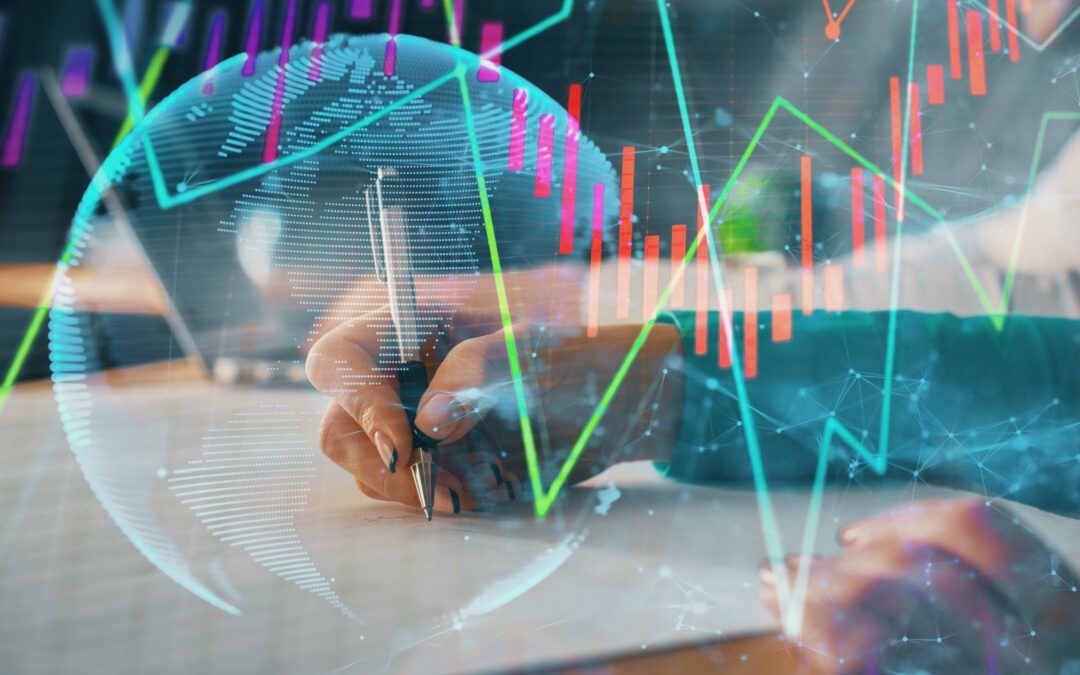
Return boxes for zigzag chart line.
[4,0,1076,636]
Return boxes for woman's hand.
[760,498,1080,673]
[305,305,684,514]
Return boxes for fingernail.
[490,463,503,485]
[506,482,516,500]
[389,449,398,474]
[759,566,775,585]
[449,488,461,514]
[373,431,395,471]
[840,524,860,546]
[424,393,459,436]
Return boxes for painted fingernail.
[389,449,398,474]
[424,393,459,436]
[449,488,461,514]
[490,463,503,485]
[506,481,516,500]
[373,431,395,471]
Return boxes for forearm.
[661,310,1080,515]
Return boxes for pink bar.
[61,48,94,98]
[927,64,945,104]
[800,155,813,315]
[587,184,604,337]
[1,73,36,167]
[643,236,660,322]
[202,13,226,93]
[242,0,264,77]
[262,0,298,164]
[349,0,373,19]
[387,0,403,34]
[824,265,844,311]
[559,116,580,254]
[744,266,758,378]
[478,22,502,82]
[507,88,527,170]
[534,114,554,198]
[670,224,686,308]
[851,167,865,267]
[771,294,792,342]
[452,0,465,44]
[308,2,331,81]
[383,38,397,76]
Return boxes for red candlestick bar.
[800,155,813,315]
[1005,0,1020,61]
[873,173,888,273]
[587,183,604,337]
[927,65,945,104]
[824,265,844,311]
[910,82,923,175]
[694,185,711,354]
[534,114,554,197]
[987,0,1002,50]
[771,293,792,342]
[567,83,581,122]
[718,288,733,368]
[616,147,635,320]
[851,167,865,267]
[948,0,963,79]
[643,235,660,322]
[670,224,687,308]
[744,266,758,378]
[966,11,987,96]
[508,88,527,170]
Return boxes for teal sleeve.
[655,310,1080,515]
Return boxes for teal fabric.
[655,310,1080,514]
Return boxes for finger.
[415,327,520,444]
[320,401,432,507]
[306,312,416,471]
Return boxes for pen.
[366,167,439,521]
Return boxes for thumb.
[414,326,521,445]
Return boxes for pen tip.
[424,506,432,521]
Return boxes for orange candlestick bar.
[851,167,865,267]
[927,64,945,104]
[694,185,711,355]
[718,287,734,368]
[966,11,987,96]
[889,76,904,218]
[948,0,963,78]
[1005,0,1020,61]
[873,173,888,273]
[587,183,604,338]
[771,293,792,342]
[824,265,845,311]
[987,0,1002,50]
[744,266,758,378]
[643,235,660,322]
[910,82,923,175]
[800,155,814,315]
[616,146,635,320]
[670,224,687,308]
[567,83,581,122]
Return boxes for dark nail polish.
[506,482,516,500]
[450,489,461,514]
[389,449,398,474]
[490,463,503,484]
